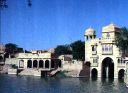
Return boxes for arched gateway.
[102,57,114,78]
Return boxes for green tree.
[115,27,128,57]
[70,40,85,61]
[0,0,32,9]
[5,43,18,57]
[55,45,72,56]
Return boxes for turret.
[84,27,96,40]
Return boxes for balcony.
[118,63,125,68]
[102,51,113,55]
[91,63,98,67]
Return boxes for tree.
[115,27,128,57]
[55,45,72,56]
[70,40,85,61]
[0,0,32,9]
[5,43,18,57]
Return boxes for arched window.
[118,69,125,79]
[39,60,44,68]
[0,56,3,62]
[51,59,55,68]
[33,60,38,68]
[19,60,24,68]
[27,60,32,68]
[45,60,49,68]
[91,68,98,78]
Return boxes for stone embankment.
[61,61,90,77]
[0,65,9,74]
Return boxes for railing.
[92,51,97,55]
[118,63,125,68]
[91,63,98,67]
[102,51,113,55]
[101,38,115,43]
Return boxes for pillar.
[37,60,39,69]
[32,59,33,68]
[49,59,51,70]
[43,59,45,69]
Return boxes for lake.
[0,74,128,93]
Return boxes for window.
[92,46,94,51]
[118,59,120,63]
[92,45,97,51]
[102,44,113,54]
[93,58,97,63]
[106,33,110,39]
[19,60,24,68]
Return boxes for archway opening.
[27,60,32,68]
[39,60,44,68]
[58,60,61,67]
[45,60,49,68]
[0,56,3,62]
[19,60,24,68]
[33,60,38,68]
[51,59,55,68]
[118,69,125,79]
[102,57,114,78]
[91,68,98,78]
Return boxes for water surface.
[0,75,128,93]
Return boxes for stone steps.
[19,69,34,75]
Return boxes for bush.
[11,64,18,69]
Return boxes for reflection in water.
[0,75,128,93]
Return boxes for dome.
[85,27,95,36]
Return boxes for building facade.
[0,44,5,64]
[16,52,62,70]
[84,23,127,78]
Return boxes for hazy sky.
[1,0,128,50]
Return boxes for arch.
[102,57,114,78]
[45,60,49,68]
[118,69,125,79]
[39,60,44,68]
[27,60,32,68]
[58,60,61,67]
[33,60,38,68]
[19,60,24,68]
[0,56,4,62]
[51,59,55,68]
[91,68,98,78]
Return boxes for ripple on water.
[0,75,128,93]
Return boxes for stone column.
[49,59,51,70]
[43,59,45,69]
[37,60,39,69]
[18,59,20,68]
[32,59,33,68]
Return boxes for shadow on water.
[0,74,128,93]
[91,77,98,81]
[79,77,90,82]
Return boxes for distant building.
[5,52,62,76]
[58,54,73,64]
[0,44,5,64]
[84,23,128,78]
[48,48,55,53]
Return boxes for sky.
[1,0,128,50]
